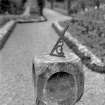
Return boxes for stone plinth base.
[32,55,84,105]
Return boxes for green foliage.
[67,0,105,14]
[0,0,26,14]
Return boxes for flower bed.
[59,8,105,63]
[71,8,105,21]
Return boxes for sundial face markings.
[50,25,69,57]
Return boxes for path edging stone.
[0,20,16,49]
[16,15,47,23]
[52,21,105,73]
[0,14,47,49]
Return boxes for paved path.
[0,8,105,105]
[0,8,70,105]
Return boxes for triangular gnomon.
[50,24,69,57]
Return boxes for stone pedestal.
[32,55,84,105]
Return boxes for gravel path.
[0,8,105,105]
[0,8,70,105]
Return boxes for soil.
[59,8,105,63]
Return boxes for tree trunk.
[67,0,72,15]
[50,0,54,9]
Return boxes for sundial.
[50,24,69,57]
[32,25,84,105]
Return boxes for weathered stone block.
[32,55,84,105]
